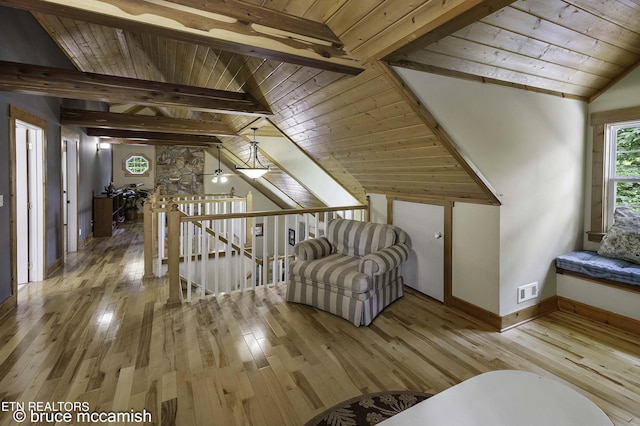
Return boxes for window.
[589,107,640,241]
[607,123,640,223]
[123,154,151,177]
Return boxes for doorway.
[393,199,448,302]
[10,106,47,289]
[62,129,79,253]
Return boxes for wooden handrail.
[178,204,368,222]
[155,196,246,205]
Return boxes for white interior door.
[62,143,67,226]
[393,200,445,302]
[27,126,44,282]
[15,120,45,284]
[64,135,79,252]
[16,127,29,284]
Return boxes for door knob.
[434,232,443,239]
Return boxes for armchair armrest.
[293,237,332,261]
[359,243,410,275]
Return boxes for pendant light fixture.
[211,144,228,183]
[235,127,269,179]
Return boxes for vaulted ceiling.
[2,0,640,208]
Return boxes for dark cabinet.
[93,193,125,237]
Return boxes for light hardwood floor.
[1,222,639,425]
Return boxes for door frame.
[387,195,453,304]
[9,105,48,292]
[61,128,79,253]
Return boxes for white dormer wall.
[257,136,360,207]
[395,67,587,317]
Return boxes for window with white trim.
[123,154,151,177]
[589,107,640,242]
[606,123,640,226]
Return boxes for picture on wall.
[288,228,295,246]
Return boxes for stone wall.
[156,146,204,195]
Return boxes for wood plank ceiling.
[5,0,640,207]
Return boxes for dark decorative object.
[305,390,432,426]
[289,228,296,246]
[122,184,149,221]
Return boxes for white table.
[381,370,612,425]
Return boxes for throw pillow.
[598,207,640,264]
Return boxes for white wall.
[589,67,640,114]
[395,67,587,316]
[258,136,360,207]
[452,203,501,313]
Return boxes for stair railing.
[165,204,369,305]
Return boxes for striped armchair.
[286,219,411,326]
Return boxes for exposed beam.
[87,128,221,145]
[0,60,271,115]
[170,0,343,48]
[61,108,236,136]
[107,139,215,148]
[382,0,516,63]
[0,0,364,75]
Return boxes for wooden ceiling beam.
[382,0,516,63]
[86,128,221,145]
[170,0,342,48]
[61,108,236,136]
[107,139,215,148]
[0,0,363,75]
[0,60,270,115]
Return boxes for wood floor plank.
[0,222,639,425]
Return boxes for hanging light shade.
[236,127,269,179]
[211,145,228,183]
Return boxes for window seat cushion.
[555,250,640,286]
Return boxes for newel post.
[365,195,371,222]
[143,193,155,278]
[167,203,182,306]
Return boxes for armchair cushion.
[360,243,411,276]
[293,236,332,261]
[326,219,395,257]
[290,254,369,293]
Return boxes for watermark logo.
[1,401,152,423]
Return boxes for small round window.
[123,154,151,176]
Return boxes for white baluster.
[186,221,193,303]
[284,214,290,284]
[213,217,219,296]
[251,217,257,289]
[262,216,268,286]
[157,210,165,275]
[273,216,279,284]
[225,218,232,294]
[200,220,208,300]
[240,216,246,291]
[323,212,329,236]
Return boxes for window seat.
[555,250,640,289]
[555,251,640,330]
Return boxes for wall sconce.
[97,141,111,152]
